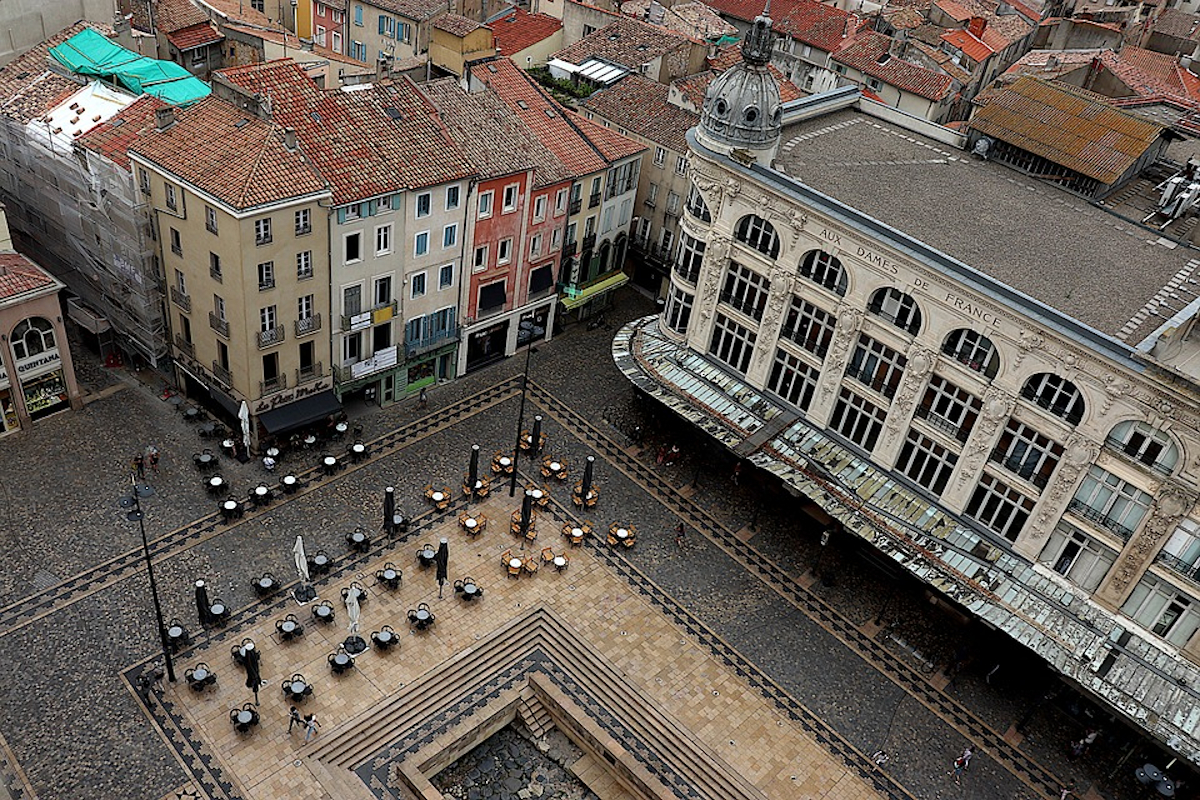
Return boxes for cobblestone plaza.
[0,292,1155,800]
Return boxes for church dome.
[698,14,782,154]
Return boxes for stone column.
[685,231,729,354]
[744,265,793,389]
[874,345,935,468]
[940,387,1015,513]
[807,304,862,428]
[1094,483,1195,611]
[1011,434,1099,560]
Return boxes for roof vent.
[487,63,498,72]
[384,106,402,120]
[154,106,176,131]
[545,108,557,117]
[877,51,891,64]
[234,118,250,129]
[517,99,529,109]
[284,126,298,150]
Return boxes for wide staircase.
[305,606,768,800]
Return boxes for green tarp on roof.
[49,28,210,106]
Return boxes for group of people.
[131,445,160,479]
[286,706,321,742]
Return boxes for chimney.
[376,54,391,81]
[1046,53,1060,69]
[967,16,986,37]
[284,126,297,150]
[154,106,176,131]
[844,15,854,37]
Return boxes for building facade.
[346,0,447,62]
[617,12,1200,765]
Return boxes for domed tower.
[696,8,783,166]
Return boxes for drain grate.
[30,570,60,592]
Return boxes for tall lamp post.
[510,319,537,497]
[119,476,176,682]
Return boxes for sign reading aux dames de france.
[818,228,1007,330]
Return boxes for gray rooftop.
[775,108,1199,342]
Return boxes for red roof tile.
[552,16,692,68]
[707,0,861,53]
[434,13,486,36]
[469,58,643,177]
[215,59,473,203]
[0,252,57,302]
[940,27,993,62]
[155,0,209,34]
[360,0,448,22]
[166,21,224,51]
[490,8,563,57]
[580,74,697,153]
[833,30,954,100]
[76,95,167,171]
[0,22,103,124]
[128,95,328,209]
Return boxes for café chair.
[341,582,368,605]
[523,558,539,576]
[554,553,570,571]
[253,572,277,596]
[308,549,331,575]
[502,550,521,578]
[375,563,401,590]
[312,600,335,624]
[166,618,190,651]
[275,613,304,641]
[541,547,555,564]
[208,600,230,627]
[185,663,215,691]
[282,673,312,701]
[231,638,255,665]
[328,649,355,675]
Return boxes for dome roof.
[698,15,782,153]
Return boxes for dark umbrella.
[468,445,480,496]
[435,537,449,598]
[195,579,211,626]
[580,456,595,504]
[519,490,534,549]
[530,415,543,455]
[383,486,395,535]
[243,643,262,706]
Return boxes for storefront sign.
[15,349,60,377]
[350,345,398,379]
[253,378,332,414]
[350,312,372,331]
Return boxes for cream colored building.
[617,14,1200,764]
[130,101,336,446]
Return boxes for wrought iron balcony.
[260,373,288,397]
[405,325,461,357]
[717,290,765,322]
[295,313,322,337]
[588,191,601,209]
[779,327,829,359]
[1157,551,1200,583]
[913,403,970,442]
[174,333,194,357]
[169,286,191,311]
[844,366,898,399]
[1067,498,1135,542]
[258,325,285,349]
[208,312,229,338]
[296,362,324,384]
[211,360,232,387]
[568,197,581,215]
[989,447,1052,489]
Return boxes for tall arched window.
[734,214,780,259]
[685,184,711,223]
[943,329,999,379]
[867,287,922,335]
[1021,373,1085,425]
[798,250,848,296]
[10,317,55,360]
[1106,420,1180,475]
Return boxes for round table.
[1158,779,1176,798]
[169,395,184,407]
[509,558,522,570]
[335,422,348,434]
[420,548,435,561]
[183,408,200,420]
[531,489,544,499]
[549,462,561,472]
[431,491,445,502]
[465,518,477,530]
[209,477,223,488]
[312,555,329,569]
[198,454,214,467]
[223,501,238,513]
[382,568,398,582]
[352,443,365,455]
[283,475,297,487]
[554,556,566,568]
[1144,765,1165,783]
[236,710,254,725]
[280,620,298,635]
[315,605,332,619]
[257,577,274,591]
[289,680,307,696]
[304,435,318,446]
[198,422,215,434]
[266,447,280,458]
[376,630,394,645]
[463,583,478,597]
[210,603,225,617]
[570,527,583,539]
[168,625,185,639]
[255,486,268,498]
[499,457,511,467]
[222,439,235,450]
[416,609,430,622]
[616,528,629,539]
[333,654,351,668]
[191,668,208,682]
[323,456,337,468]
[351,532,366,546]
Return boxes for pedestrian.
[287,706,303,734]
[1068,739,1085,760]
[303,713,321,743]
[871,750,889,766]
[664,444,681,465]
[146,445,160,474]
[418,386,428,408]
[656,444,667,465]
[674,522,686,549]
[262,455,276,473]
[1060,780,1076,800]
[960,746,974,769]
[950,755,967,785]
[1083,728,1099,751]
[732,461,742,486]
[132,453,145,479]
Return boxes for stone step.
[305,751,378,800]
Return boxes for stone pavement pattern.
[0,291,1142,800]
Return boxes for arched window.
[798,250,847,296]
[867,287,922,335]
[597,240,612,273]
[734,214,780,259]
[943,329,999,379]
[10,317,55,361]
[1106,420,1180,475]
[685,184,711,223]
[613,233,628,269]
[1021,373,1085,425]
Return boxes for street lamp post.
[510,320,537,497]
[120,476,176,682]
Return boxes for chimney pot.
[155,106,176,131]
[284,126,297,150]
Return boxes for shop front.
[0,374,18,433]
[465,320,509,373]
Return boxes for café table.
[567,526,585,546]
[183,407,201,422]
[167,623,189,650]
[304,434,318,448]
[322,455,338,475]
[351,442,366,461]
[253,485,270,504]
[377,566,400,589]
[186,665,214,690]
[207,475,224,493]
[221,500,240,519]
[417,546,436,566]
[329,652,353,674]
[196,452,215,470]
[348,530,369,551]
[430,490,445,503]
[309,552,330,574]
[198,421,216,438]
[335,422,349,437]
[282,474,298,493]
[313,602,334,623]
[373,629,396,648]
[208,602,228,625]
[168,395,185,408]
[277,618,302,640]
[286,678,309,700]
[553,555,568,571]
[222,438,236,453]
[507,557,524,578]
[254,574,276,594]
[461,582,480,600]
[463,516,480,535]
[494,455,513,474]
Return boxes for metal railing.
[718,290,765,322]
[208,312,229,338]
[588,192,601,209]
[1103,436,1175,477]
[913,404,970,442]
[1156,551,1200,583]
[258,325,285,349]
[568,198,581,215]
[779,327,829,358]
[989,447,1053,489]
[845,366,898,399]
[174,334,193,357]
[405,325,460,355]
[341,301,395,331]
[169,286,191,311]
[211,360,232,387]
[295,313,322,337]
[1067,498,1135,541]
[260,373,288,397]
[296,362,324,384]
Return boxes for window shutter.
[367,199,378,216]
[359,202,369,218]
[447,307,456,330]
[378,15,385,34]
[336,207,347,225]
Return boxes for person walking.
[287,706,304,734]
[674,522,686,550]
[146,445,160,474]
[950,754,967,785]
[132,453,145,480]
[303,713,321,742]
[960,746,974,769]
[1060,780,1077,800]
[732,461,742,486]
[418,386,428,409]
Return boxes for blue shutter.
[336,207,347,225]
[378,14,385,34]
[447,306,456,330]
[367,199,378,216]
[359,202,368,218]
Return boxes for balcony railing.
[845,367,898,399]
[717,290,765,322]
[296,362,324,384]
[174,333,194,357]
[779,328,829,359]
[258,325,285,349]
[1103,436,1175,477]
[581,233,596,252]
[1157,551,1200,583]
[260,373,288,397]
[405,325,460,356]
[1067,498,1135,541]
[562,240,577,259]
[211,360,232,387]
[208,312,229,338]
[588,191,601,209]
[568,197,582,215]
[341,301,396,331]
[913,404,970,442]
[170,286,191,311]
[989,447,1053,489]
[295,314,322,337]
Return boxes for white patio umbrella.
[238,400,251,454]
[293,536,309,583]
[345,585,361,635]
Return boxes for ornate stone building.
[616,11,1200,763]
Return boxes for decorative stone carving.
[693,173,721,216]
[982,387,1015,421]
[906,346,935,379]
[723,178,741,204]
[954,388,1015,490]
[1014,329,1045,369]
[1101,376,1131,416]
[789,209,807,247]
[707,233,731,266]
[1030,434,1100,535]
[820,306,862,399]
[1105,483,1196,599]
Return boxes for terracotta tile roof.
[361,0,449,22]
[832,30,954,100]
[1107,47,1200,103]
[553,16,691,68]
[129,96,327,209]
[166,21,224,50]
[932,0,1031,46]
[75,94,167,171]
[197,0,280,28]
[885,6,928,30]
[707,0,861,53]
[155,0,209,33]
[469,58,643,177]
[222,25,370,68]
[434,13,486,36]
[422,78,569,186]
[0,252,57,302]
[908,39,972,83]
[580,73,696,153]
[940,27,993,62]
[967,76,1166,184]
[215,59,473,202]
[1008,0,1040,21]
[1150,8,1200,42]
[622,0,738,40]
[0,21,105,124]
[490,8,563,56]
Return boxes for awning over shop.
[210,387,240,420]
[561,272,628,309]
[258,390,341,434]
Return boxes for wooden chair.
[523,557,539,576]
[541,547,555,563]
